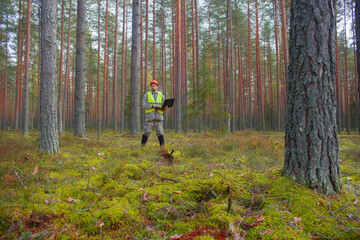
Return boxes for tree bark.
[39,0,59,154]
[58,0,65,134]
[97,0,101,138]
[113,0,119,131]
[343,0,350,134]
[102,0,109,130]
[120,0,127,134]
[255,0,264,131]
[227,0,234,132]
[22,0,31,136]
[153,0,156,81]
[284,0,340,195]
[175,0,182,133]
[195,0,200,132]
[63,0,72,134]
[145,0,149,85]
[247,0,252,129]
[73,0,86,137]
[356,0,360,135]
[15,0,22,130]
[129,0,141,134]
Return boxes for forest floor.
[0,130,360,239]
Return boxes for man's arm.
[142,94,153,109]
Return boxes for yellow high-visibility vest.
[145,91,164,114]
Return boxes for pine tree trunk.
[335,35,341,132]
[153,0,156,81]
[195,0,200,133]
[351,4,359,135]
[356,0,360,135]
[274,0,281,132]
[145,0,149,85]
[15,0,22,130]
[255,0,264,131]
[113,0,119,131]
[102,0,109,130]
[73,0,86,137]
[191,0,196,131]
[63,0,72,134]
[58,0,65,134]
[3,30,9,129]
[97,0,101,138]
[227,0,234,132]
[120,0,127,134]
[129,0,141,134]
[22,0,31,136]
[280,0,289,88]
[247,0,252,129]
[284,0,340,195]
[343,0,350,134]
[175,0,182,133]
[39,0,59,154]
[37,9,40,129]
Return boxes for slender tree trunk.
[15,0,22,130]
[182,1,188,133]
[274,0,281,132]
[191,0,196,131]
[113,0,119,131]
[58,0,65,134]
[63,0,72,134]
[284,0,340,195]
[227,0,234,132]
[102,0,109,130]
[255,0,264,131]
[175,0,182,133]
[356,0,360,135]
[237,31,244,130]
[351,4,359,135]
[335,35,341,132]
[120,0,127,134]
[247,0,252,129]
[19,36,24,129]
[73,0,86,137]
[343,0,350,135]
[40,0,59,154]
[3,30,9,129]
[37,8,40,129]
[129,0,141,134]
[22,0,31,136]
[97,0,101,138]
[195,0,200,132]
[145,0,149,85]
[153,0,156,81]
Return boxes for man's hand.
[153,104,162,108]
[163,106,168,111]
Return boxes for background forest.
[0,0,359,134]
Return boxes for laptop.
[161,98,175,110]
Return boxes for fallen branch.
[13,171,25,189]
[151,171,179,183]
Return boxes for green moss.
[1,130,360,239]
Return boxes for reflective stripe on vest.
[145,91,164,114]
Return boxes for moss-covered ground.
[0,130,359,239]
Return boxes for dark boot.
[141,134,148,146]
[158,135,165,146]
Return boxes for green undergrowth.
[0,130,359,239]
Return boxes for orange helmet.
[150,80,158,86]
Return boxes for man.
[141,80,168,147]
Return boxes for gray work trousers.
[143,120,164,137]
